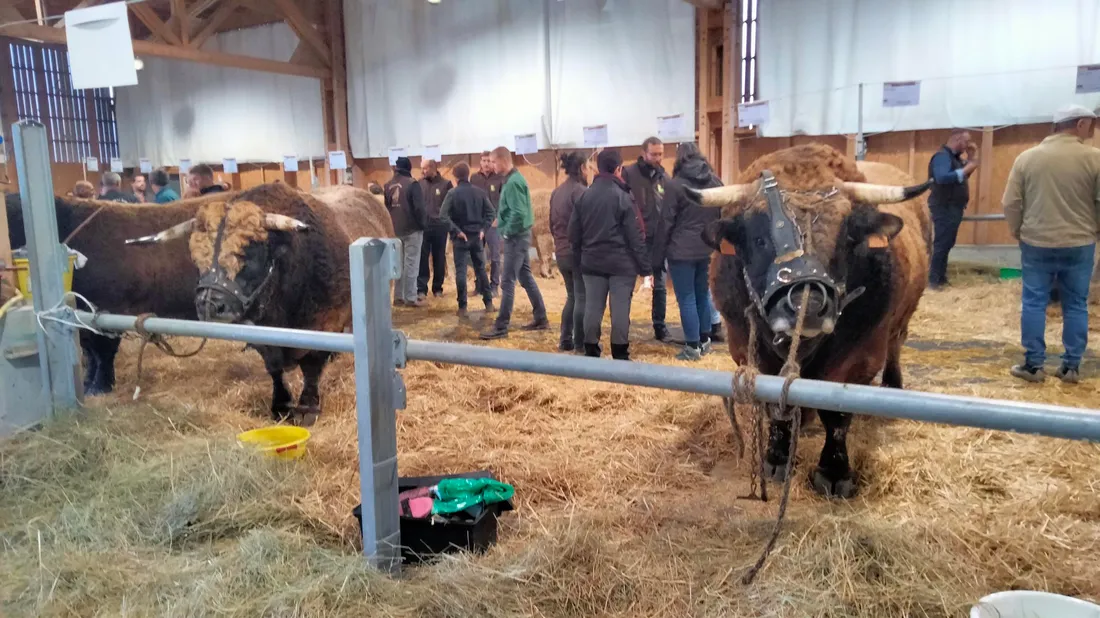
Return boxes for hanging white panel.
[758,0,1100,137]
[547,0,695,148]
[345,0,547,159]
[115,22,325,166]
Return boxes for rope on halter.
[133,313,207,400]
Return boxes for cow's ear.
[849,208,904,248]
[702,217,743,254]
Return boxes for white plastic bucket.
[970,591,1100,618]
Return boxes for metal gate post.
[12,121,80,412]
[348,237,402,573]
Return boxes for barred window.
[7,40,120,164]
[740,0,758,103]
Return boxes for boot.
[611,343,631,361]
[654,324,670,343]
[584,343,602,358]
[710,323,725,343]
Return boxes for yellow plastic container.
[12,255,78,301]
[237,426,311,460]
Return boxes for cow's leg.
[811,410,857,498]
[256,346,293,421]
[882,340,904,389]
[294,351,330,427]
[80,333,100,394]
[763,408,794,481]
[534,233,552,278]
[83,334,120,395]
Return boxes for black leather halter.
[195,214,276,320]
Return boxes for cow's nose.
[196,290,239,322]
[768,282,836,335]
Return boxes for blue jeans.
[668,259,714,346]
[1020,242,1095,369]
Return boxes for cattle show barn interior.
[1,1,1099,617]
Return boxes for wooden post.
[696,10,712,159]
[974,126,994,245]
[0,43,12,278]
[324,0,349,154]
[845,134,857,159]
[906,131,916,178]
[720,1,738,182]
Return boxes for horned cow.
[129,183,394,425]
[694,144,932,499]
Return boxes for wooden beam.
[1,23,331,79]
[171,0,190,45]
[720,1,738,182]
[130,3,182,46]
[906,130,916,178]
[845,134,857,159]
[974,126,994,245]
[695,10,712,162]
[159,0,219,43]
[190,1,238,49]
[289,40,328,70]
[324,0,348,151]
[0,42,16,279]
[54,0,101,27]
[272,0,330,67]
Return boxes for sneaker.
[1010,364,1047,383]
[654,325,670,342]
[1055,365,1080,384]
[559,341,575,352]
[522,318,551,331]
[457,308,468,319]
[417,293,427,302]
[676,345,702,361]
[393,298,406,307]
[480,327,508,340]
[700,340,713,356]
[407,298,426,308]
[432,290,444,298]
[484,300,496,313]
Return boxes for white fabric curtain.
[344,0,696,159]
[116,23,326,166]
[757,0,1100,137]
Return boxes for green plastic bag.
[432,478,515,515]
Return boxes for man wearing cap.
[384,157,428,307]
[927,129,981,289]
[1003,104,1100,384]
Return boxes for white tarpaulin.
[116,23,325,166]
[757,0,1100,137]
[345,0,695,158]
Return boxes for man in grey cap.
[1003,104,1100,384]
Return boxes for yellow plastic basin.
[12,255,77,301]
[237,426,311,460]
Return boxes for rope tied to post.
[727,277,812,585]
[133,313,207,400]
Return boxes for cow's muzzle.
[195,264,275,323]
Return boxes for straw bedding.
[1,266,1099,617]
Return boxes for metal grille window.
[7,40,120,164]
[740,0,758,103]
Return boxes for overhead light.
[134,58,144,71]
[427,0,441,4]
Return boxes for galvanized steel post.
[13,121,81,412]
[348,237,402,573]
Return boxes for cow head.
[126,201,308,323]
[694,171,930,352]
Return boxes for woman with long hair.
[549,151,589,352]
[659,143,722,361]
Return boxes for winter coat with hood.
[549,175,587,271]
[658,153,723,264]
[569,173,651,278]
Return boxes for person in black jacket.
[570,149,651,360]
[549,151,588,352]
[659,143,722,361]
[99,172,139,203]
[440,162,495,317]
[621,136,669,342]
[384,157,428,307]
[418,158,454,299]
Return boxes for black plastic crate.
[353,470,513,564]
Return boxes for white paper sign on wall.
[65,2,138,89]
[110,158,123,173]
[328,150,348,169]
[583,124,609,148]
[139,158,152,173]
[179,158,192,175]
[222,158,238,173]
[514,133,538,155]
[882,81,921,107]
[657,114,685,141]
[422,145,442,163]
[85,157,99,172]
[1076,64,1100,94]
[283,156,298,172]
[387,148,406,166]
[737,101,770,127]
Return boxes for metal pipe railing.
[77,311,1100,443]
[962,213,1006,221]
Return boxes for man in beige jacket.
[1002,104,1100,384]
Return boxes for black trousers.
[453,236,492,309]
[418,223,449,296]
[929,204,964,286]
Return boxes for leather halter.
[195,213,276,320]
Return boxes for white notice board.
[139,158,152,174]
[737,101,770,127]
[222,158,238,173]
[422,145,442,163]
[283,156,298,172]
[583,124,609,148]
[882,81,921,107]
[657,114,685,141]
[387,148,406,166]
[328,150,348,169]
[1076,64,1100,94]
[514,133,538,155]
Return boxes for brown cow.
[5,192,230,394]
[693,144,932,498]
[129,183,394,424]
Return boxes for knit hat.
[394,156,412,173]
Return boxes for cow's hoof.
[271,405,293,423]
[763,459,790,483]
[811,467,858,499]
[293,406,320,427]
[84,384,111,396]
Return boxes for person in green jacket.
[480,146,549,340]
[150,168,180,203]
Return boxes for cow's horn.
[686,184,755,207]
[842,179,933,204]
[263,214,309,232]
[125,218,195,245]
